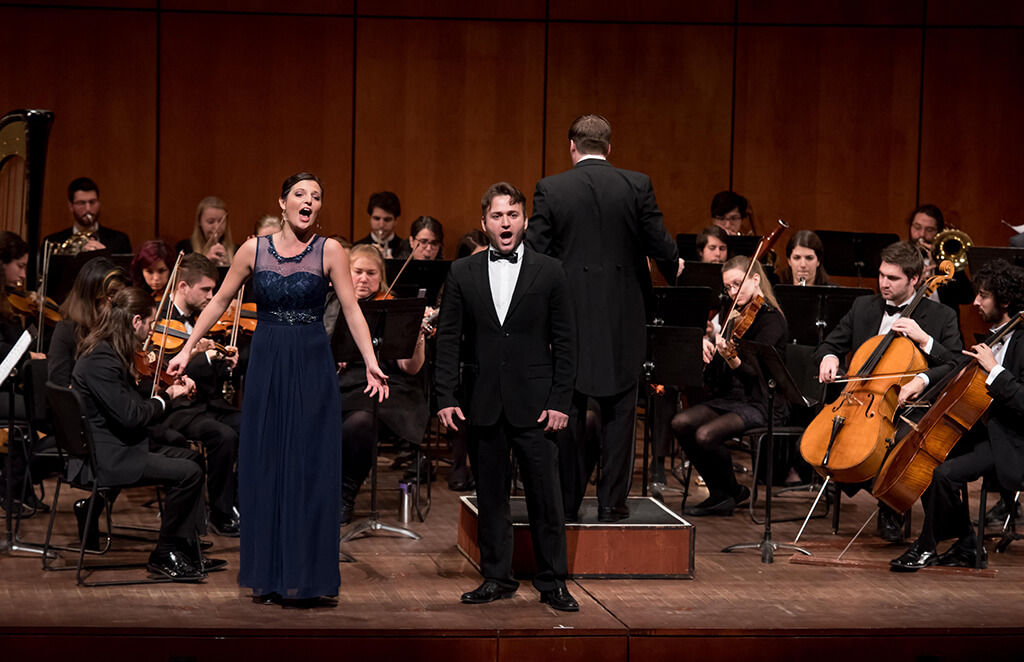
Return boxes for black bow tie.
[489,250,518,264]
[884,303,908,316]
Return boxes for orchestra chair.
[976,479,1024,569]
[12,359,61,544]
[41,382,174,586]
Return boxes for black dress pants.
[562,385,638,516]
[471,412,568,592]
[176,411,238,519]
[918,439,995,550]
[131,444,206,541]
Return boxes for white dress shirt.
[488,243,524,325]
[986,326,1013,385]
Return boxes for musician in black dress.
[175,196,236,267]
[325,244,429,524]
[891,260,1024,570]
[671,255,788,517]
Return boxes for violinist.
[671,255,787,517]
[72,287,220,580]
[176,196,236,267]
[815,241,961,542]
[891,260,1024,570]
[776,230,834,287]
[48,257,129,388]
[163,253,240,537]
[325,244,429,524]
[130,240,172,296]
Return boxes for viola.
[799,262,956,485]
[873,312,1024,512]
[135,348,196,398]
[7,289,61,325]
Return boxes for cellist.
[815,241,962,542]
[890,260,1024,570]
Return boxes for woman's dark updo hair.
[0,231,29,265]
[281,172,324,199]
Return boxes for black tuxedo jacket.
[527,158,678,396]
[354,233,404,258]
[71,341,168,486]
[814,294,962,384]
[434,248,576,428]
[166,305,237,411]
[986,332,1024,488]
[43,225,132,254]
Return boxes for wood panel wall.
[1,2,1021,263]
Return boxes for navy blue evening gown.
[238,234,343,599]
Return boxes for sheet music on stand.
[0,331,31,388]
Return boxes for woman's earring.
[281,211,287,224]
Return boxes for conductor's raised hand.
[538,409,568,432]
[166,352,189,378]
[363,364,390,402]
[438,406,466,431]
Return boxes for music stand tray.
[650,287,712,329]
[677,262,724,301]
[384,259,451,304]
[774,285,873,346]
[815,230,900,284]
[968,246,1024,271]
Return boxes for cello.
[799,261,956,484]
[873,311,1024,512]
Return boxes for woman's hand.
[166,352,189,377]
[363,363,390,402]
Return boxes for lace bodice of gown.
[253,234,329,325]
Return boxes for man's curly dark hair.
[974,259,1024,316]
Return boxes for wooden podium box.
[457,496,694,579]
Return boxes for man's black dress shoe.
[540,586,579,612]
[938,537,988,569]
[209,511,240,537]
[978,498,1023,526]
[877,506,905,543]
[889,541,938,572]
[460,580,517,604]
[147,550,206,581]
[74,498,103,551]
[448,478,475,492]
[253,592,281,605]
[598,505,630,523]
[199,538,213,551]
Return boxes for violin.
[720,294,764,362]
[6,289,61,325]
[213,302,257,335]
[799,261,956,485]
[873,312,1024,512]
[135,348,196,399]
[150,319,236,357]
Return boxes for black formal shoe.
[564,511,579,524]
[448,477,475,492]
[540,586,579,612]
[209,511,240,537]
[73,498,103,551]
[460,580,517,604]
[598,505,630,523]
[889,541,939,572]
[978,498,1024,526]
[199,556,228,572]
[877,506,905,543]
[20,488,50,514]
[253,592,281,605]
[733,485,751,507]
[403,456,436,483]
[938,537,988,569]
[199,538,214,551]
[682,494,736,517]
[147,550,207,582]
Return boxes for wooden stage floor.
[3,448,1024,661]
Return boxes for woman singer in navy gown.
[169,172,388,605]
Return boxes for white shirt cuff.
[922,336,934,355]
[151,395,166,411]
[986,365,1005,385]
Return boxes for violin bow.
[721,219,789,324]
[149,252,185,398]
[383,250,416,299]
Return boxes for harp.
[1,108,55,274]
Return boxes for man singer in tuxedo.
[527,114,683,522]
[435,182,579,612]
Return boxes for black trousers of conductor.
[470,412,568,593]
[562,384,639,516]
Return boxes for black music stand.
[384,259,451,304]
[333,298,426,547]
[1,332,40,557]
[650,287,713,328]
[722,339,814,563]
[724,235,762,258]
[815,230,900,287]
[774,285,873,346]
[677,262,724,302]
[968,246,1024,271]
[640,326,706,498]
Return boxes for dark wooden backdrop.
[2,1,1022,259]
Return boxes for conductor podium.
[457,495,695,579]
